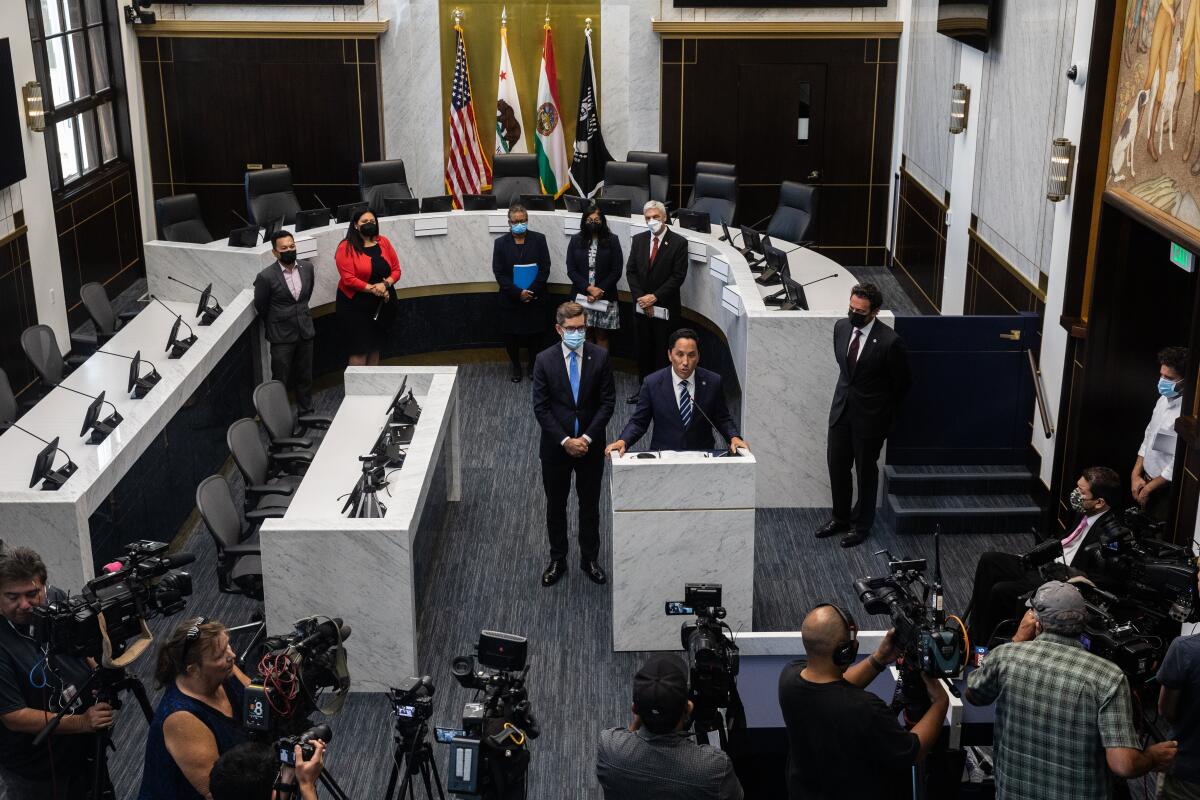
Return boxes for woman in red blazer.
[334,208,401,366]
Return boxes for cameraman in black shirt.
[0,547,115,800]
[778,604,948,800]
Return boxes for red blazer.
[335,236,402,299]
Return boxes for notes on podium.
[608,449,755,651]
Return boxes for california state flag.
[495,16,527,154]
[535,21,570,198]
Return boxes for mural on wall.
[1110,0,1200,227]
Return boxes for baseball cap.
[1026,580,1085,627]
[632,654,688,735]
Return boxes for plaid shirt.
[967,632,1142,800]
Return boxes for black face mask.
[584,221,601,235]
[359,222,379,238]
[278,249,297,265]
[848,310,871,328]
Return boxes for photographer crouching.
[0,547,115,800]
[138,618,252,800]
[208,738,325,800]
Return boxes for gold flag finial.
[545,3,550,25]
[585,17,592,32]
[501,5,507,25]
[453,7,463,25]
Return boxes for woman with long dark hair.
[565,203,623,350]
[334,209,401,366]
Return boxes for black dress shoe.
[510,365,523,383]
[581,560,607,584]
[626,392,640,405]
[541,560,567,587]
[815,519,851,539]
[840,529,871,548]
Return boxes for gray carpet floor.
[97,360,1034,799]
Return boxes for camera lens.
[451,656,474,679]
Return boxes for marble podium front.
[260,366,460,691]
[609,450,755,652]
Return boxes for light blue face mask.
[1159,377,1182,398]
[510,222,528,235]
[562,329,586,350]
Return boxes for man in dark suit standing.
[816,282,910,548]
[532,301,616,588]
[625,200,690,404]
[254,231,316,414]
[605,328,748,455]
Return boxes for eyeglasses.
[560,325,586,332]
[180,616,208,665]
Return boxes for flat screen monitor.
[383,197,420,216]
[782,275,808,311]
[385,377,409,418]
[127,351,142,393]
[937,0,995,52]
[196,283,212,319]
[0,41,27,191]
[740,225,764,254]
[596,197,631,219]
[675,208,711,234]
[518,194,555,212]
[227,225,260,248]
[335,201,369,224]
[29,437,59,489]
[80,392,105,437]
[764,245,790,281]
[461,194,497,211]
[294,208,332,232]
[167,317,182,352]
[563,195,589,213]
[420,196,454,214]
[261,215,285,244]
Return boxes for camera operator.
[966,466,1124,646]
[208,739,325,800]
[1157,570,1200,799]
[596,654,743,800]
[1131,346,1187,523]
[138,618,251,800]
[0,546,115,800]
[778,604,948,800]
[966,581,1177,798]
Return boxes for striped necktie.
[679,379,692,428]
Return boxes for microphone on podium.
[167,275,223,325]
[93,349,161,398]
[686,383,743,457]
[8,425,78,490]
[150,296,197,359]
[55,384,124,444]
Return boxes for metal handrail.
[1027,349,1054,439]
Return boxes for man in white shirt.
[965,467,1123,646]
[1132,346,1188,523]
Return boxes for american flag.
[444,25,491,207]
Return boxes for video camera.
[243,616,352,737]
[33,540,194,663]
[665,583,741,737]
[391,675,436,732]
[444,631,539,800]
[1096,507,1199,624]
[276,723,333,765]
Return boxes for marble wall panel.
[902,0,959,196]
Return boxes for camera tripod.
[34,666,154,800]
[343,456,388,518]
[691,703,729,749]
[384,719,446,800]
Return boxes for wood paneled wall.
[892,167,945,313]
[660,35,898,266]
[965,229,1047,320]
[0,221,38,396]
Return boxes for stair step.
[884,465,1035,496]
[883,494,1042,535]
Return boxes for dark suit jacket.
[625,228,689,318]
[828,317,910,438]
[619,366,739,451]
[566,232,623,298]
[532,341,616,460]
[253,259,315,343]
[493,231,551,335]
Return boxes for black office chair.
[420,195,454,213]
[687,161,737,207]
[252,380,331,456]
[244,167,301,226]
[684,173,738,226]
[462,194,498,211]
[766,181,817,244]
[20,325,85,396]
[601,162,651,211]
[196,474,281,600]
[227,418,308,513]
[359,159,415,217]
[80,282,141,346]
[627,151,670,206]
[492,154,542,208]
[154,193,213,244]
[0,368,16,431]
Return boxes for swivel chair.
[80,282,142,346]
[627,151,670,206]
[226,417,309,513]
[684,173,738,226]
[20,325,86,398]
[154,193,213,244]
[601,162,651,211]
[491,154,542,208]
[766,181,817,245]
[196,474,281,600]
[687,162,737,206]
[359,159,415,217]
[252,380,331,457]
[244,167,301,227]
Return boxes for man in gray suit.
[254,231,316,414]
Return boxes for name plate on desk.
[294,235,319,260]
[687,239,708,262]
[562,218,581,237]
[413,216,449,237]
[487,214,510,234]
[722,285,742,317]
[709,254,730,283]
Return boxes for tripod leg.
[318,767,352,800]
[384,756,403,800]
[428,753,448,800]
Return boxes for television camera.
[665,583,742,747]
[383,676,445,800]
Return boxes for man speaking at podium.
[605,329,748,456]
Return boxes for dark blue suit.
[618,366,739,451]
[532,341,615,562]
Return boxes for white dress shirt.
[1061,509,1107,567]
[559,342,592,445]
[672,369,696,412]
[280,261,302,301]
[847,317,875,360]
[1138,394,1182,481]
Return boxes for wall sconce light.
[1047,137,1077,202]
[22,81,45,133]
[949,83,970,134]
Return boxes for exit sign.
[1171,242,1195,272]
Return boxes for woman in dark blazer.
[492,203,550,382]
[334,208,401,366]
[565,203,623,350]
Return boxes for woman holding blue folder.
[492,203,550,382]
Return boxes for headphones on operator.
[814,602,859,667]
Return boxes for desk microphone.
[150,296,197,358]
[55,384,124,443]
[313,193,331,212]
[686,383,742,457]
[801,273,839,288]
[230,208,254,228]
[168,275,223,324]
[8,424,78,490]
[93,349,161,398]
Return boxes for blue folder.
[513,263,537,291]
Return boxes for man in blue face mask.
[1131,346,1189,523]
[531,302,617,588]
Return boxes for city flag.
[535,21,570,198]
[568,23,611,198]
[495,12,527,154]
[444,23,492,207]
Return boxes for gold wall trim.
[651,20,902,38]
[0,224,29,250]
[968,229,1048,303]
[133,20,390,39]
